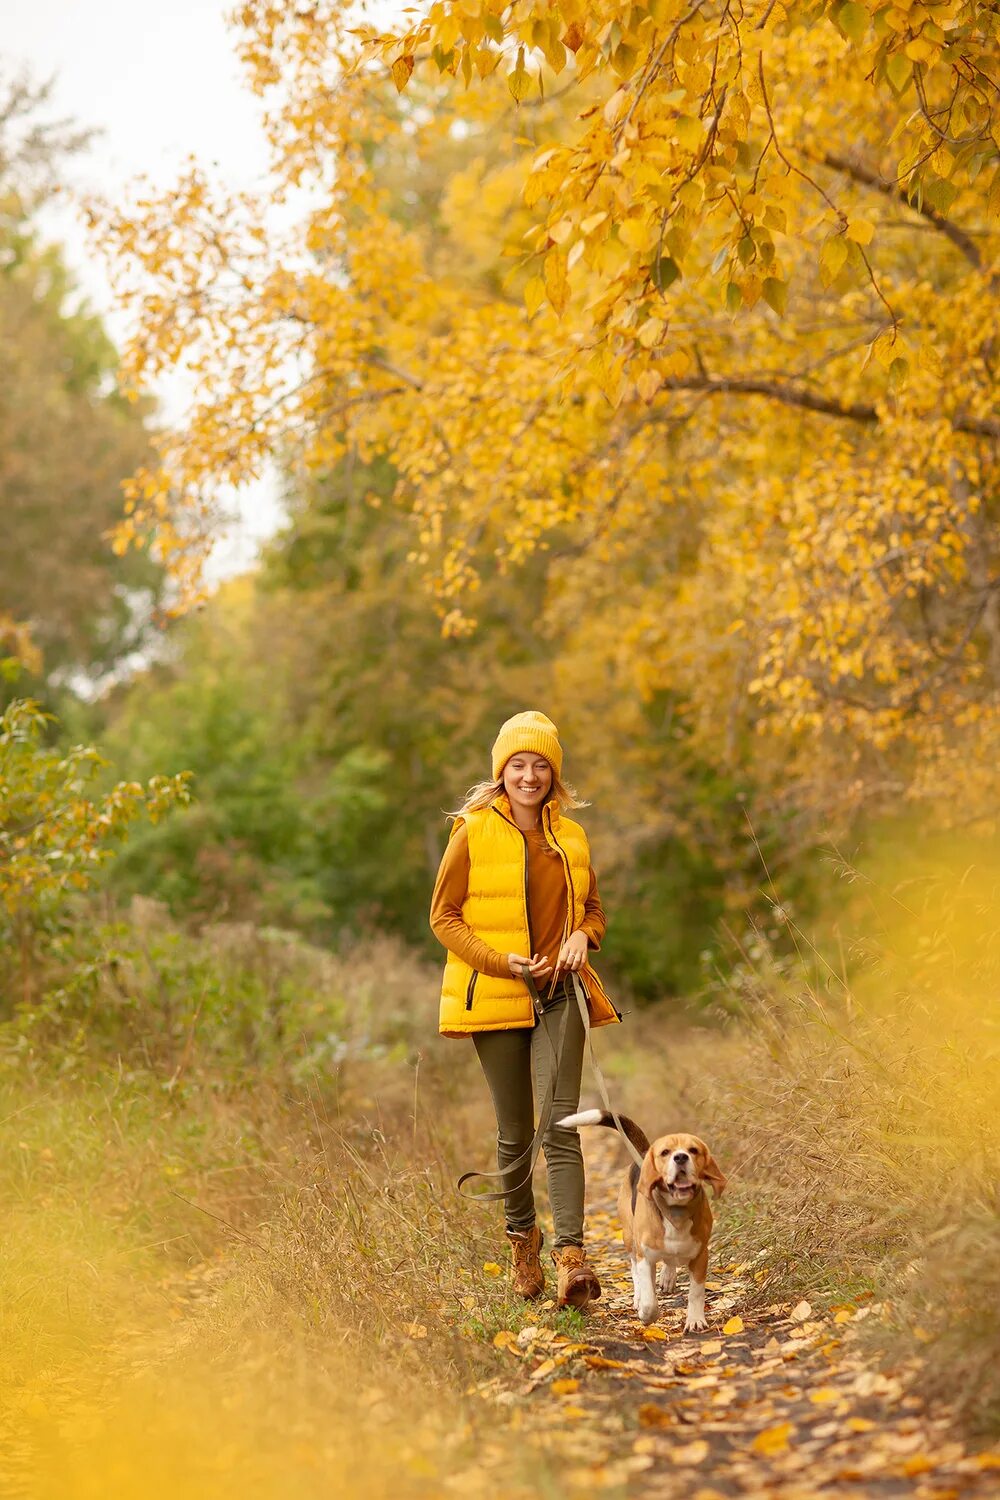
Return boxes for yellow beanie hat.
[491,711,563,781]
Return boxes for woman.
[429,710,620,1306]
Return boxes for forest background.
[0,1,998,1494]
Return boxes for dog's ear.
[638,1146,662,1199]
[700,1145,727,1197]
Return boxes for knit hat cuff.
[491,712,563,781]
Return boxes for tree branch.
[820,151,982,270]
[657,373,999,438]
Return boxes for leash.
[456,968,642,1202]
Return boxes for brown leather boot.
[552,1245,602,1309]
[506,1225,545,1299]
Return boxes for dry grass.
[0,915,589,1498]
[597,856,1000,1435]
[2,873,997,1500]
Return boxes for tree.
[0,74,162,689]
[96,2,999,829]
[0,699,189,1007]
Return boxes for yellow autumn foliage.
[94,0,1000,819]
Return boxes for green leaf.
[762,277,788,316]
[650,256,681,290]
[726,281,742,316]
[837,2,869,43]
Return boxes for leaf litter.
[471,1130,1000,1496]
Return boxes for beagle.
[558,1109,726,1332]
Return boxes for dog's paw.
[683,1313,708,1333]
[657,1266,676,1296]
[637,1301,659,1327]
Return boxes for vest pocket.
[465,970,479,1010]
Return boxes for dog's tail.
[558,1109,650,1157]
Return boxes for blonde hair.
[448,772,588,820]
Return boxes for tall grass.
[605,848,1000,1433]
[0,908,567,1498]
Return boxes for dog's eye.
[689,1145,700,1154]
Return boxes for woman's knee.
[542,1123,583,1160]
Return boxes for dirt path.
[474,1130,1000,1498]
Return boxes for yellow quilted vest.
[438,795,621,1038]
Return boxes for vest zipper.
[544,806,623,1022]
[465,970,478,1010]
[544,805,576,943]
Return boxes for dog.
[558,1109,727,1332]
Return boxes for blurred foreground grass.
[0,869,997,1496]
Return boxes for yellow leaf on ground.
[723,1316,744,1334]
[902,1456,935,1476]
[529,1358,557,1381]
[585,1355,627,1370]
[834,1309,854,1324]
[790,1300,812,1322]
[551,1378,579,1396]
[810,1387,840,1404]
[638,1403,674,1428]
[643,1326,667,1341]
[846,1417,876,1432]
[493,1330,517,1350]
[700,1339,723,1354]
[751,1423,794,1456]
[562,1405,585,1419]
[481,1261,502,1275]
[671,1439,710,1465]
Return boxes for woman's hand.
[555,930,589,976]
[508,952,554,981]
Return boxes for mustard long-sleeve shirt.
[429,820,607,978]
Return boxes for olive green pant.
[472,989,586,1249]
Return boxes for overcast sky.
[6,0,286,578]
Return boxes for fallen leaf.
[833,1309,854,1324]
[643,1326,668,1341]
[638,1403,675,1428]
[671,1439,709,1465]
[529,1358,557,1382]
[482,1261,502,1276]
[751,1422,794,1456]
[845,1417,875,1433]
[809,1387,840,1405]
[562,1404,585,1419]
[493,1330,518,1351]
[584,1355,627,1370]
[700,1339,723,1355]
[551,1378,579,1396]
[901,1455,935,1476]
[405,1323,428,1339]
[723,1316,744,1335]
[790,1301,813,1323]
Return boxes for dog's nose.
[673,1151,689,1163]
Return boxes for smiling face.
[502,753,553,823]
[641,1133,727,1203]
